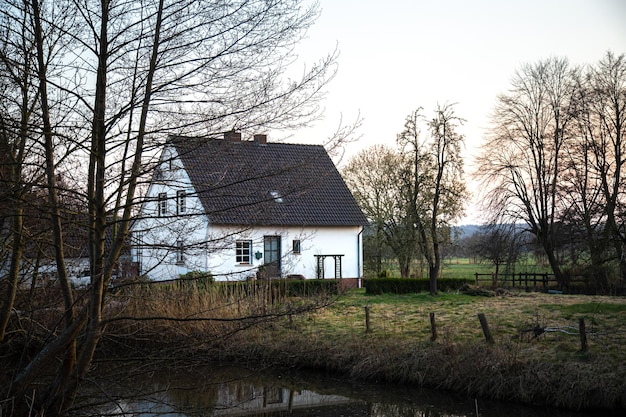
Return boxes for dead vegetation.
[215,289,626,411]
[8,285,624,412]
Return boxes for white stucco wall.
[134,217,363,282]
[200,225,363,281]
[131,144,209,281]
[131,143,364,282]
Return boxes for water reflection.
[78,363,610,417]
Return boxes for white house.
[130,132,368,285]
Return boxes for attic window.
[176,190,186,214]
[269,190,283,203]
[158,192,168,216]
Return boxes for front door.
[263,236,281,278]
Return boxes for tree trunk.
[429,266,438,295]
[399,256,411,278]
[428,237,441,295]
[543,239,566,289]
[0,207,23,342]
[27,0,78,412]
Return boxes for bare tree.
[476,57,578,288]
[344,105,467,286]
[398,104,467,294]
[0,0,56,342]
[471,224,524,284]
[581,52,626,282]
[1,0,337,415]
[560,66,613,282]
[342,145,409,276]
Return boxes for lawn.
[295,289,626,362]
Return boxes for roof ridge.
[168,134,324,149]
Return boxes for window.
[292,239,301,254]
[135,232,143,258]
[236,240,252,264]
[158,192,168,216]
[176,240,184,264]
[177,190,186,214]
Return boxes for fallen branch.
[520,326,583,338]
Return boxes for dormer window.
[269,190,283,203]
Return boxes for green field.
[371,257,553,280]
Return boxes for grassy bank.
[101,285,626,412]
[215,289,626,412]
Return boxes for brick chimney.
[224,131,241,142]
[253,134,267,144]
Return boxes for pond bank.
[100,290,626,413]
[215,329,624,413]
[81,359,612,417]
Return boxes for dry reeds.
[101,280,335,356]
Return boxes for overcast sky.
[286,0,626,223]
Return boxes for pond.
[76,362,612,417]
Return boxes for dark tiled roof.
[170,136,368,227]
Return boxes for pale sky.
[287,0,626,223]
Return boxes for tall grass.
[102,280,336,354]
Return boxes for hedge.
[217,279,340,298]
[363,278,472,295]
[279,279,340,296]
[177,270,214,291]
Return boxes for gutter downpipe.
[357,226,364,288]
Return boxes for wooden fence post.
[429,312,437,341]
[579,318,588,352]
[478,313,494,344]
[365,306,371,333]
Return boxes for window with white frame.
[176,240,184,264]
[236,240,252,264]
[176,190,186,215]
[292,239,301,254]
[158,192,168,216]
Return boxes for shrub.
[178,270,214,291]
[216,278,340,300]
[363,278,472,295]
[281,279,339,296]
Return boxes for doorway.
[263,236,281,278]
